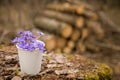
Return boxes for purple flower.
[12,31,45,53]
[37,31,45,36]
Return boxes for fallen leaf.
[66,74,76,79]
[55,68,79,75]
[55,54,67,64]
[5,55,17,60]
[6,64,18,71]
[66,62,73,67]
[47,64,57,68]
[67,68,79,74]
[55,69,68,75]
[47,64,63,68]
[12,76,21,80]
[49,60,57,64]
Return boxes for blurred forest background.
[0,0,120,80]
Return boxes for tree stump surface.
[0,45,112,80]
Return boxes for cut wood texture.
[71,29,81,41]
[34,16,73,38]
[54,48,62,53]
[33,1,118,54]
[63,46,72,54]
[67,40,75,49]
[33,2,104,54]
[75,17,84,28]
[44,34,57,51]
[81,28,89,41]
[56,37,66,48]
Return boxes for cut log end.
[71,29,81,41]
[75,17,84,28]
[76,6,84,14]
[55,48,62,53]
[67,40,75,49]
[57,37,66,48]
[63,47,72,54]
[81,28,89,41]
[44,35,56,51]
[61,25,73,38]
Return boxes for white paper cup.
[16,41,44,75]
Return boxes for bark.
[47,3,98,20]
[37,10,76,25]
[34,16,73,38]
[37,10,85,28]
[46,3,83,14]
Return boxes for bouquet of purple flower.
[12,31,45,75]
[12,31,45,53]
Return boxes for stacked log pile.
[0,0,120,54]
[34,2,120,53]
